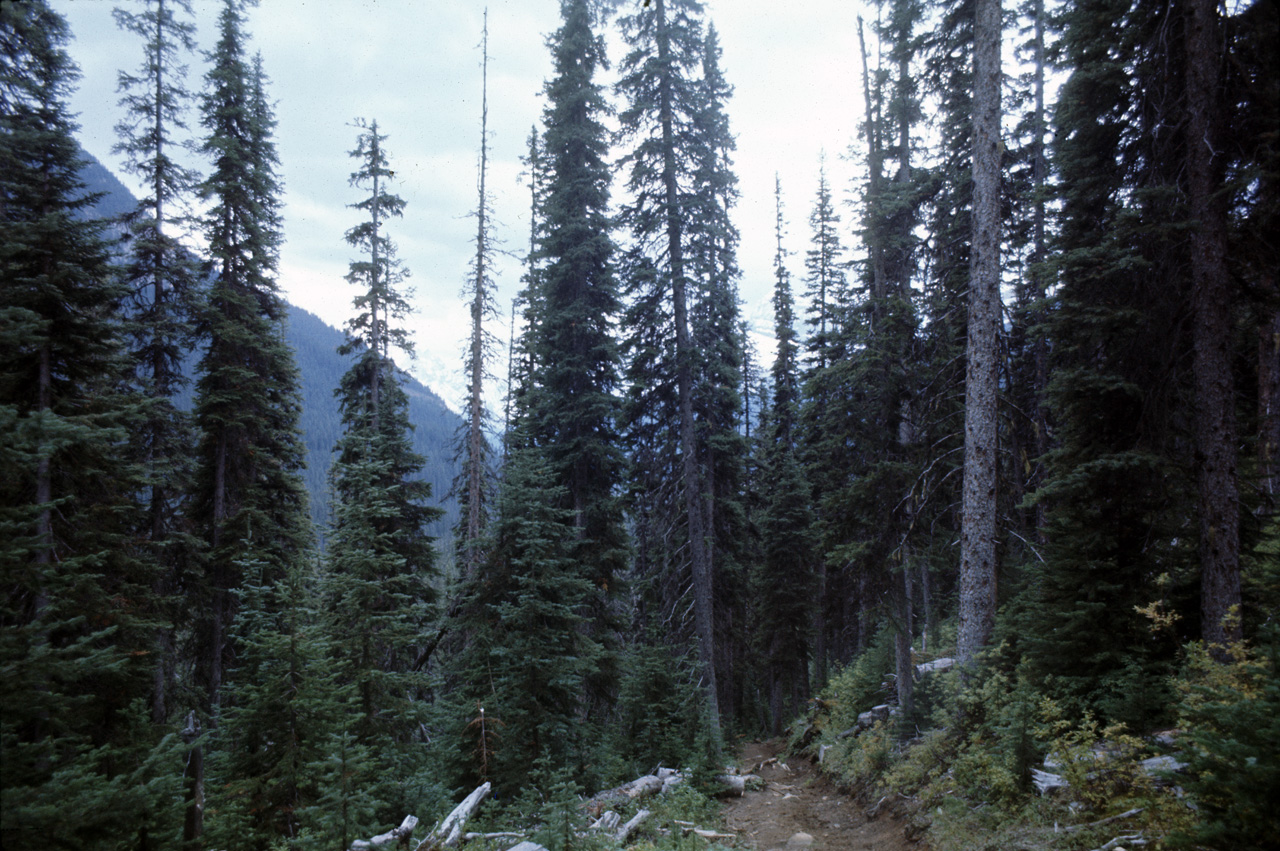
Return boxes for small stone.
[787,832,815,848]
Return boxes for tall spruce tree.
[324,119,440,765]
[686,21,751,722]
[1,2,184,845]
[796,157,849,688]
[189,1,313,839]
[1018,0,1195,725]
[521,0,626,707]
[616,0,722,749]
[751,181,815,733]
[111,0,204,727]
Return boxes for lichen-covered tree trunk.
[957,0,1001,672]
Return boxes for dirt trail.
[721,740,920,851]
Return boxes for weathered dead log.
[626,775,664,798]
[684,827,736,841]
[1032,768,1068,796]
[1065,808,1145,833]
[915,657,955,676]
[616,809,650,844]
[1086,834,1147,851]
[590,811,622,832]
[504,843,548,851]
[350,815,418,851]
[429,782,490,847]
[713,773,761,797]
[462,833,524,842]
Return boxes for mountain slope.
[77,150,462,546]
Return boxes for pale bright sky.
[54,0,871,411]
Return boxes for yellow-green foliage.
[825,719,896,790]
[1171,632,1280,850]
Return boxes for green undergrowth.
[794,630,1280,851]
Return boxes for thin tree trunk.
[1186,0,1242,650]
[857,17,887,302]
[656,0,720,753]
[1261,299,1280,507]
[465,13,491,580]
[957,0,1001,674]
[1030,0,1050,542]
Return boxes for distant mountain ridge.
[77,150,462,546]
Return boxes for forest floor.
[721,740,922,851]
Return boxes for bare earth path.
[721,740,920,851]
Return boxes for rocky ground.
[721,740,921,851]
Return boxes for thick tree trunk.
[957,0,1002,673]
[1186,0,1242,650]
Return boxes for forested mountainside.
[76,156,463,541]
[3,1,1278,850]
[282,304,460,541]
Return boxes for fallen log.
[589,811,621,832]
[1032,768,1069,796]
[915,657,955,676]
[713,773,761,797]
[616,809,650,844]
[1087,834,1147,851]
[684,828,735,841]
[350,815,418,851]
[429,782,491,847]
[1065,808,1144,833]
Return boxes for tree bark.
[1261,301,1280,507]
[957,0,1002,674]
[1185,0,1242,650]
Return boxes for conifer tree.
[112,0,204,727]
[206,555,364,850]
[520,0,626,705]
[751,181,815,733]
[188,1,313,837]
[796,157,849,687]
[616,0,723,749]
[1017,0,1195,724]
[455,443,599,793]
[1,2,183,845]
[457,11,498,581]
[325,119,440,763]
[686,22,751,721]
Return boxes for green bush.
[1173,628,1280,851]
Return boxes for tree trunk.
[466,17,491,581]
[1262,300,1280,507]
[1186,0,1242,650]
[655,0,721,753]
[957,0,1002,674]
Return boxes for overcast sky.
[53,0,870,412]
